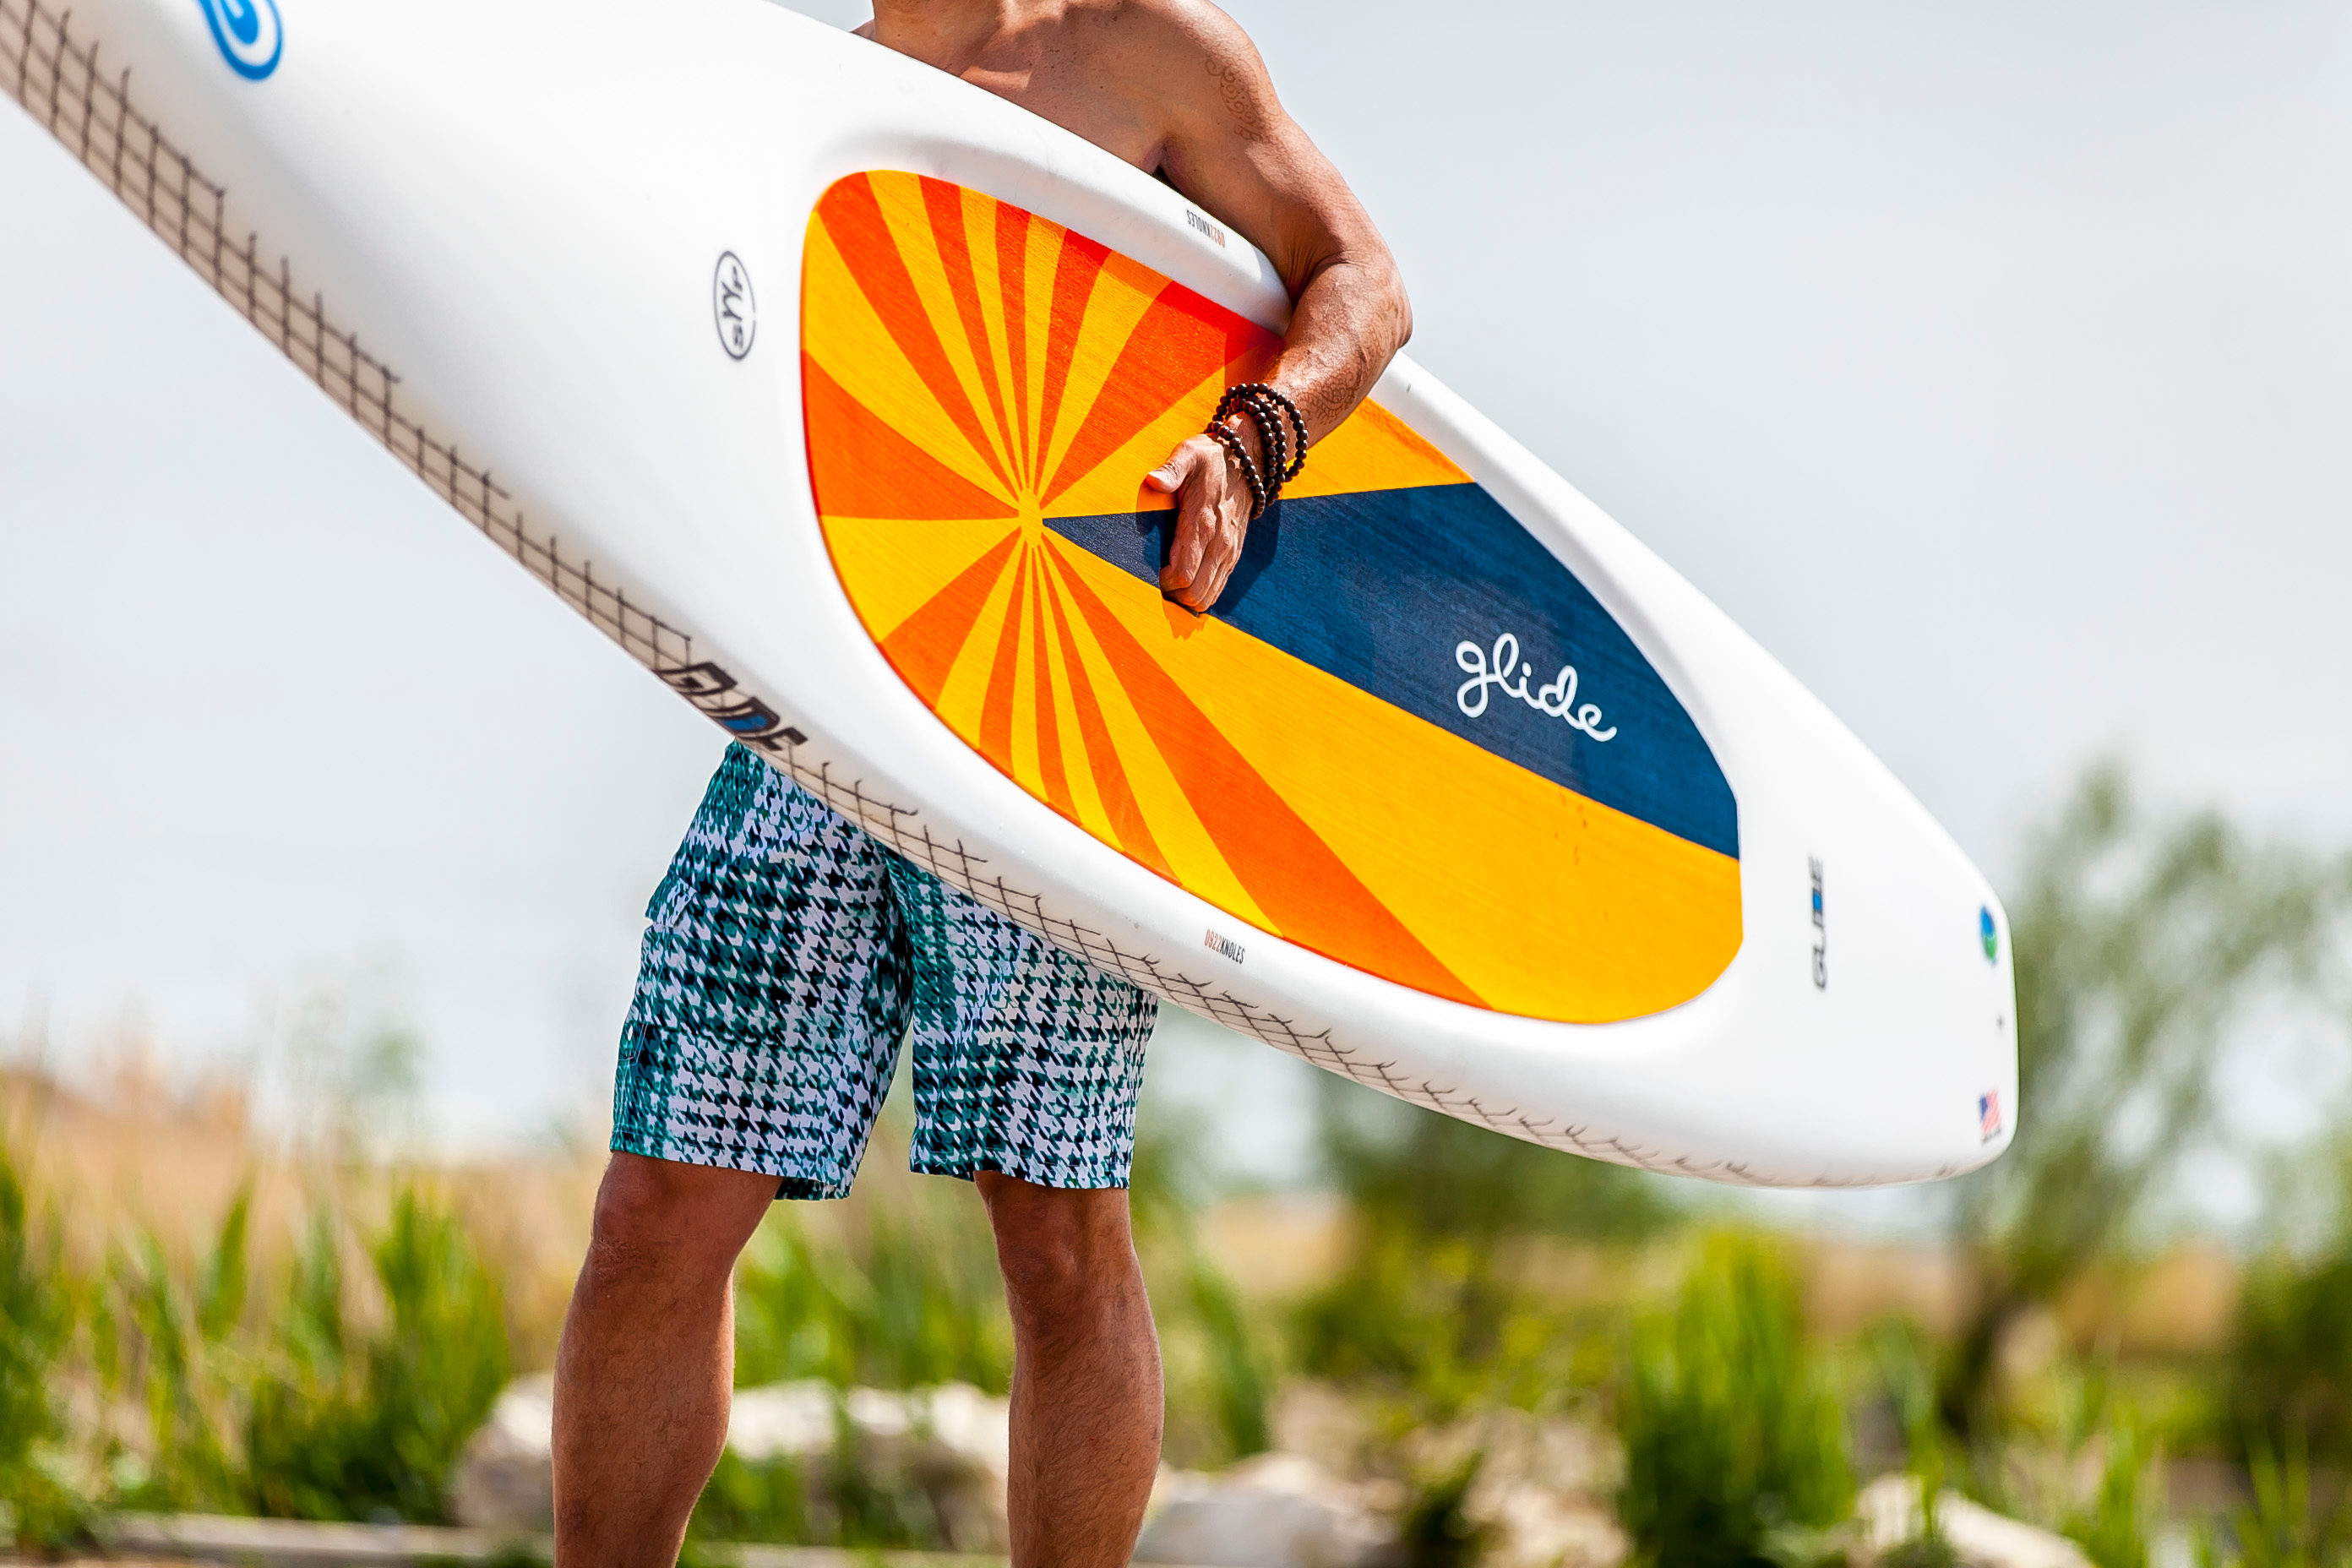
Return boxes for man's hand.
[1148,424,1264,612]
[1133,7,1409,618]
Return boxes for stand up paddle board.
[0,0,2017,1184]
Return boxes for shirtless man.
[550,3,1409,1565]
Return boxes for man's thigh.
[612,745,913,1200]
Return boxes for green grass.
[0,1136,90,1550]
[1,1162,509,1532]
[240,1190,511,1522]
[1615,1233,1854,1568]
[732,1196,1011,1396]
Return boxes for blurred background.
[3,1,2349,1565]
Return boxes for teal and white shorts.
[612,744,1157,1197]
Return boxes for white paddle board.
[0,0,2017,1185]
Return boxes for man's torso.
[858,1,1243,184]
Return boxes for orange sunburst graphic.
[803,172,1482,1006]
[804,172,1745,1022]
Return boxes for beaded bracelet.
[1206,383,1309,520]
[1217,383,1309,486]
[1214,389,1288,498]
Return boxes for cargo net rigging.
[0,0,1887,1188]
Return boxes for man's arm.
[1139,6,1412,612]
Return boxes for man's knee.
[583,1153,775,1293]
[977,1173,1136,1320]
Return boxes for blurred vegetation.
[3,760,2351,1565]
[732,1195,1010,1395]
[1293,1071,1679,1415]
[689,1438,943,1554]
[240,1190,510,1522]
[1945,765,2352,1435]
[2228,1138,2352,1475]
[1616,1233,1852,1567]
[0,1158,509,1544]
[0,993,516,1548]
[684,1102,1279,1546]
[0,1138,87,1549]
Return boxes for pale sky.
[3,0,2347,1181]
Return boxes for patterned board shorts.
[612,744,1159,1198]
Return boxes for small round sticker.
[1979,906,1998,963]
[712,252,756,360]
[199,0,284,80]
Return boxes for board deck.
[804,172,1743,1025]
[0,0,2019,1185]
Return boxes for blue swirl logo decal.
[198,0,283,80]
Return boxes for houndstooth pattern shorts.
[612,744,1158,1197]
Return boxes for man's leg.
[552,1152,778,1568]
[977,1173,1162,1567]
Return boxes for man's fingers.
[1168,493,1244,612]
[1159,441,1214,593]
[1162,488,1211,592]
[1182,510,1243,611]
[1155,432,1255,611]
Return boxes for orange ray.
[815,175,1015,497]
[919,177,1021,484]
[977,551,1032,770]
[1041,577,1170,876]
[1045,542,1483,1007]
[803,357,1018,522]
[1026,558,1077,820]
[878,530,1021,705]
[1040,282,1274,509]
[1033,231,1111,480]
[995,201,1036,487]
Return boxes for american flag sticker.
[1979,1092,2003,1142]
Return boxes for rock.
[1467,1487,1626,1568]
[1269,1382,1379,1478]
[1134,1452,1401,1568]
[724,1380,1010,1549]
[722,1380,837,1460]
[448,1375,1012,1550]
[1855,1474,2093,1568]
[450,1374,555,1532]
[1396,1407,1626,1568]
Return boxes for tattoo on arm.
[1205,52,1265,135]
[1296,376,1351,431]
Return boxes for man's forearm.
[1262,254,1413,445]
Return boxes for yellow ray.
[1283,400,1473,500]
[866,172,1020,485]
[803,220,1015,505]
[1035,249,1167,487]
[927,536,1030,737]
[1005,549,1047,798]
[818,515,1019,645]
[958,184,1025,490]
[1042,557,1274,929]
[1032,576,1118,842]
[1045,362,1228,520]
[1019,214,1068,488]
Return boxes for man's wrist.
[1215,412,1266,472]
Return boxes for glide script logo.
[198,0,283,80]
[1454,632,1618,742]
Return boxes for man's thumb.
[1144,449,1187,493]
